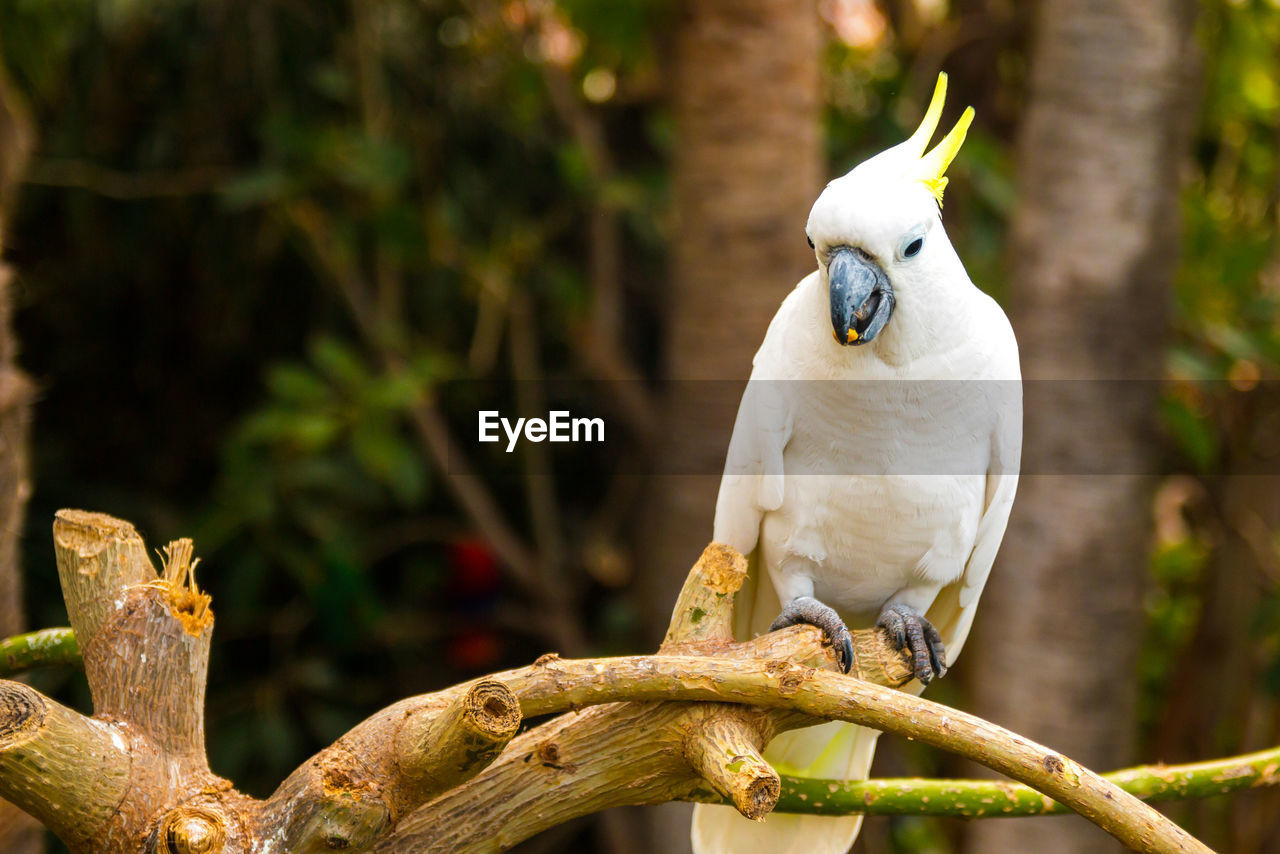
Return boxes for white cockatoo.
[691,74,1021,854]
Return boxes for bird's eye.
[903,237,924,258]
[807,234,815,249]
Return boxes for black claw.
[839,632,854,676]
[770,596,854,674]
[924,621,948,679]
[880,608,906,650]
[876,604,947,686]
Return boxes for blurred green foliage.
[1,0,1279,852]
[2,0,674,825]
[1151,0,1280,717]
[1169,0,1280,416]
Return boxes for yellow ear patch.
[907,73,975,205]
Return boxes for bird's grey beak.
[829,246,894,346]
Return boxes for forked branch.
[0,514,1221,854]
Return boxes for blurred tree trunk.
[639,0,823,646]
[0,59,41,854]
[1150,397,1280,853]
[634,1,822,850]
[966,3,1199,854]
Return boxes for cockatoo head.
[806,73,974,347]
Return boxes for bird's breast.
[762,473,985,618]
[759,378,999,620]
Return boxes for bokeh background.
[0,1,1278,852]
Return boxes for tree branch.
[382,543,1208,854]
[0,628,79,676]
[53,512,212,757]
[662,541,746,647]
[385,650,1211,854]
[395,679,522,805]
[0,680,131,849]
[685,709,779,820]
[257,677,521,851]
[3,622,1269,827]
[44,511,232,851]
[762,746,1280,818]
[0,520,1225,854]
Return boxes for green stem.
[0,628,81,676]
[770,745,1280,817]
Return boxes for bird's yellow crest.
[904,73,974,205]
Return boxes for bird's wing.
[715,377,793,641]
[712,286,802,640]
[712,374,792,554]
[927,338,1022,661]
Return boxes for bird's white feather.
[694,78,1019,852]
[695,251,1019,854]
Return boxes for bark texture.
[0,51,39,854]
[967,2,1200,853]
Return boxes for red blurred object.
[448,627,503,671]
[447,536,500,595]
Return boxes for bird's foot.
[769,596,854,674]
[876,603,946,685]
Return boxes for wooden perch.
[2,511,529,853]
[0,513,1222,854]
[663,540,748,647]
[381,650,1212,853]
[383,543,1210,854]
[0,679,130,849]
[685,709,779,820]
[261,677,523,851]
[3,634,1277,834]
[395,679,522,802]
[54,513,213,755]
[663,542,796,822]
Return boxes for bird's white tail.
[690,720,880,854]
